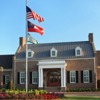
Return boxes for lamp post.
[0,66,3,88]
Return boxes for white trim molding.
[38,60,66,88]
[50,47,57,57]
[75,46,83,56]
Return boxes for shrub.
[66,88,97,92]
[34,89,39,95]
[28,89,34,94]
[39,89,47,94]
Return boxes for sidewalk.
[65,91,100,97]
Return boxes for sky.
[0,0,100,54]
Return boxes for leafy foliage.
[0,89,64,99]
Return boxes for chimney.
[88,33,93,42]
[19,37,26,47]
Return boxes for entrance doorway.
[47,70,61,86]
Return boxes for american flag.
[26,6,44,22]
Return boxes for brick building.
[0,33,100,91]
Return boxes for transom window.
[32,71,38,84]
[70,71,76,83]
[20,72,25,84]
[83,70,89,83]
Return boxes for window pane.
[20,72,25,84]
[83,70,89,83]
[21,78,25,83]
[70,71,76,83]
[21,73,25,77]
[52,51,55,56]
[77,50,80,55]
[32,72,38,84]
[28,52,31,57]
[5,75,10,84]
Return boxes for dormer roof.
[16,41,94,60]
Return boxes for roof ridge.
[28,41,89,46]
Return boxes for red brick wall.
[96,51,100,80]
[65,59,96,89]
[15,61,38,89]
[14,58,96,90]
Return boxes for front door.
[47,71,61,86]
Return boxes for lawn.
[61,96,100,100]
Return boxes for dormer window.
[77,50,81,55]
[28,49,34,58]
[75,46,82,56]
[50,47,57,57]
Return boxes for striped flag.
[26,6,44,22]
[28,21,44,35]
[27,33,38,44]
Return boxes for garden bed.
[0,89,64,100]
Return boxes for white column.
[38,67,41,87]
[61,67,66,87]
[61,68,64,87]
[41,68,43,87]
[38,68,43,88]
[63,67,66,87]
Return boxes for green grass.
[60,96,100,100]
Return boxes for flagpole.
[25,0,28,93]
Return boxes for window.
[28,52,32,58]
[5,75,10,84]
[32,71,38,84]
[70,71,76,83]
[20,72,25,84]
[52,51,56,56]
[77,50,80,55]
[50,47,57,57]
[83,70,89,83]
[75,46,82,56]
[28,49,34,58]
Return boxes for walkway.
[65,91,100,97]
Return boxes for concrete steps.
[45,87,61,92]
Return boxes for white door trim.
[38,60,66,88]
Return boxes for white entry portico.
[38,60,66,88]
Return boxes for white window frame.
[5,75,10,84]
[28,49,34,58]
[50,47,57,57]
[77,50,81,55]
[83,70,89,83]
[32,71,38,84]
[70,71,76,83]
[75,46,82,56]
[20,72,25,84]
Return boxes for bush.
[34,89,39,95]
[39,89,47,94]
[66,88,97,92]
[0,89,62,99]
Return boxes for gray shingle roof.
[16,41,94,60]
